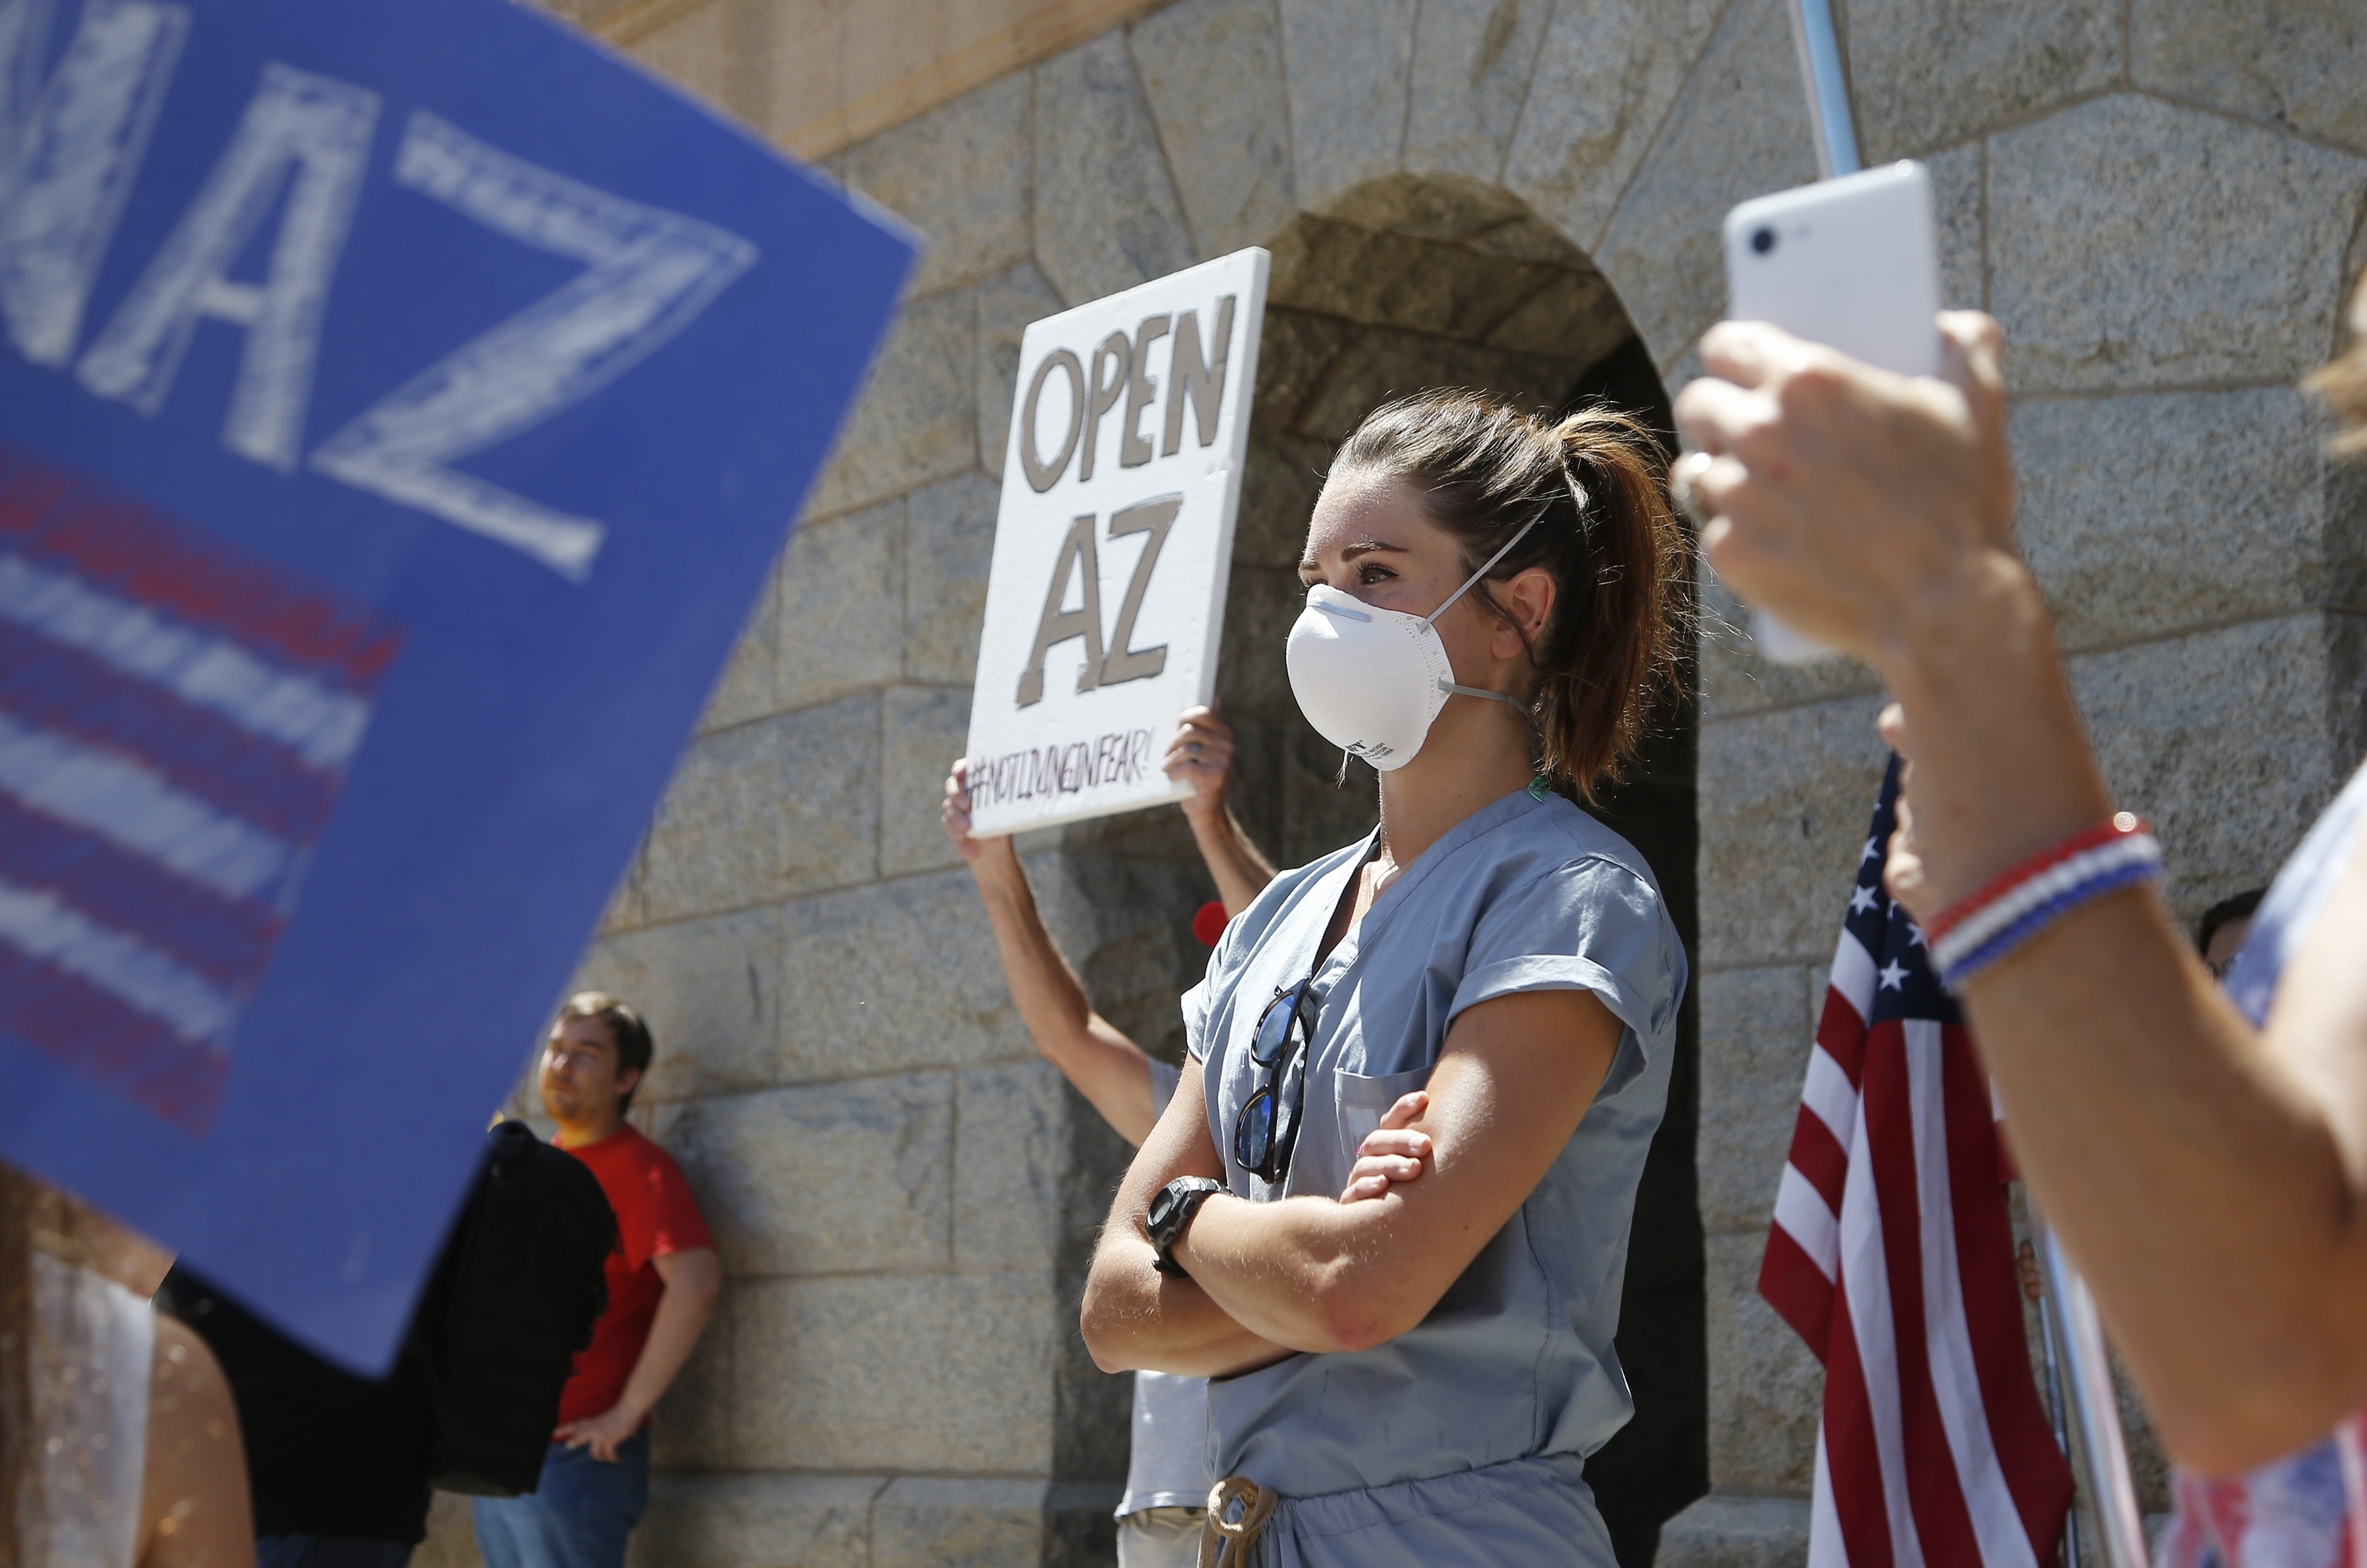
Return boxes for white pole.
[1782,0,1861,178]
[2035,1254,2085,1568]
[2034,1218,2151,1568]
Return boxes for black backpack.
[415,1120,618,1496]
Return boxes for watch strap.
[1149,1177,1222,1277]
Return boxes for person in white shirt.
[943,706,1274,1567]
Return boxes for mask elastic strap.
[1422,510,1543,629]
[1425,512,1545,718]
[1440,681,1531,715]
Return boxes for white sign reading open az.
[965,249,1268,837]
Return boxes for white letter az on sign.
[77,62,378,472]
[6,16,761,588]
[310,111,757,582]
[0,0,190,369]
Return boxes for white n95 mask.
[1285,513,1542,771]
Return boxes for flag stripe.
[1863,1027,1987,1568]
[1813,1427,1852,1568]
[0,713,294,903]
[0,877,237,1041]
[1942,1026,2070,1561]
[0,551,371,772]
[0,934,233,1133]
[1789,1105,1852,1216]
[0,440,401,681]
[0,790,278,987]
[1906,1021,2039,1568]
[1842,1087,1933,1568]
[1831,926,1878,1023]
[1819,984,1873,1085]
[1804,1043,1860,1147]
[1764,1222,1838,1354]
[1775,1163,1841,1280]
[1830,1262,1911,1568]
[0,614,340,839]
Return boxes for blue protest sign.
[0,0,915,1369]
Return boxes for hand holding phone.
[1715,161,1942,663]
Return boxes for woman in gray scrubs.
[1081,390,1690,1566]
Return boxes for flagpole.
[2034,1217,2151,1568]
[2034,1246,2085,1568]
[1782,0,1861,178]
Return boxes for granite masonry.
[408,1,2367,1565]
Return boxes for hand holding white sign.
[964,249,1269,837]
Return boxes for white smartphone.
[1719,160,1942,663]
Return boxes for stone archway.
[1206,172,1708,1568]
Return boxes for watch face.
[1148,1187,1178,1232]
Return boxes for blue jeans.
[471,1433,650,1568]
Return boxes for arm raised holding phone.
[1674,299,2367,1475]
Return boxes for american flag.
[0,440,400,1135]
[1759,757,2074,1568]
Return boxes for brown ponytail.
[1330,389,1686,802]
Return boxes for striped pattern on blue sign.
[0,441,400,1133]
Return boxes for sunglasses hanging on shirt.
[1235,973,1319,1183]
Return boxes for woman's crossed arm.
[1080,987,1621,1374]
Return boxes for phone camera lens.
[1750,226,1777,256]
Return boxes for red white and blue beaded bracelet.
[1923,813,2164,990]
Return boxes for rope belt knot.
[1199,1475,1280,1568]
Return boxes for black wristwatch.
[1146,1177,1224,1278]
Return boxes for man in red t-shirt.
[472,993,721,1568]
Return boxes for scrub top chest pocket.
[1333,1064,1434,1182]
[1269,995,1434,1203]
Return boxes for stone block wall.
[410,1,2367,1565]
